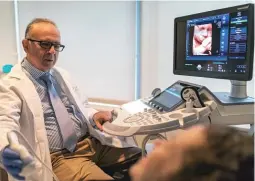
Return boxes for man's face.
[22,23,61,72]
[129,126,207,181]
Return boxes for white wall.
[0,1,17,70]
[141,1,255,98]
[17,1,136,101]
[2,1,254,100]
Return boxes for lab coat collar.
[8,58,54,80]
[21,58,53,80]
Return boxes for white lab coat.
[0,63,137,181]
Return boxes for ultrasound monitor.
[173,3,254,81]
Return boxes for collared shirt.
[21,59,88,152]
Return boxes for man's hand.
[92,111,112,131]
[2,146,25,180]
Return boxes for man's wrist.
[89,113,97,128]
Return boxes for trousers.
[50,136,141,181]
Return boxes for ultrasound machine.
[102,3,254,153]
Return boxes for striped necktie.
[40,73,78,152]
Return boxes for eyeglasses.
[27,38,65,52]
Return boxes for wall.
[17,1,136,101]
[141,1,255,98]
[0,1,17,70]
[1,1,254,101]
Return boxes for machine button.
[148,120,153,124]
[152,114,157,118]
[152,111,157,115]
[150,109,156,113]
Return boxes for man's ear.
[22,39,29,53]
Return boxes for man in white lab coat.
[0,18,141,181]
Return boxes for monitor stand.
[213,80,254,105]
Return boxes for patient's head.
[130,125,254,181]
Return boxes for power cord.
[141,133,167,157]
[208,116,212,124]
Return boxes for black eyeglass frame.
[26,38,65,52]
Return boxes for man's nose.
[48,46,56,54]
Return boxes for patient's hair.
[171,125,254,181]
[25,18,57,38]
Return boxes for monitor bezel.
[173,3,254,81]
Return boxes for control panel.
[103,101,216,137]
[102,80,254,137]
[143,81,203,113]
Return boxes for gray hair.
[24,18,57,38]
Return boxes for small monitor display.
[174,4,254,81]
[152,83,184,110]
[148,83,197,112]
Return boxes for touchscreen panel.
[151,83,185,111]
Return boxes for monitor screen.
[173,4,254,81]
[150,83,184,111]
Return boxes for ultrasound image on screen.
[187,20,221,57]
[192,24,212,55]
